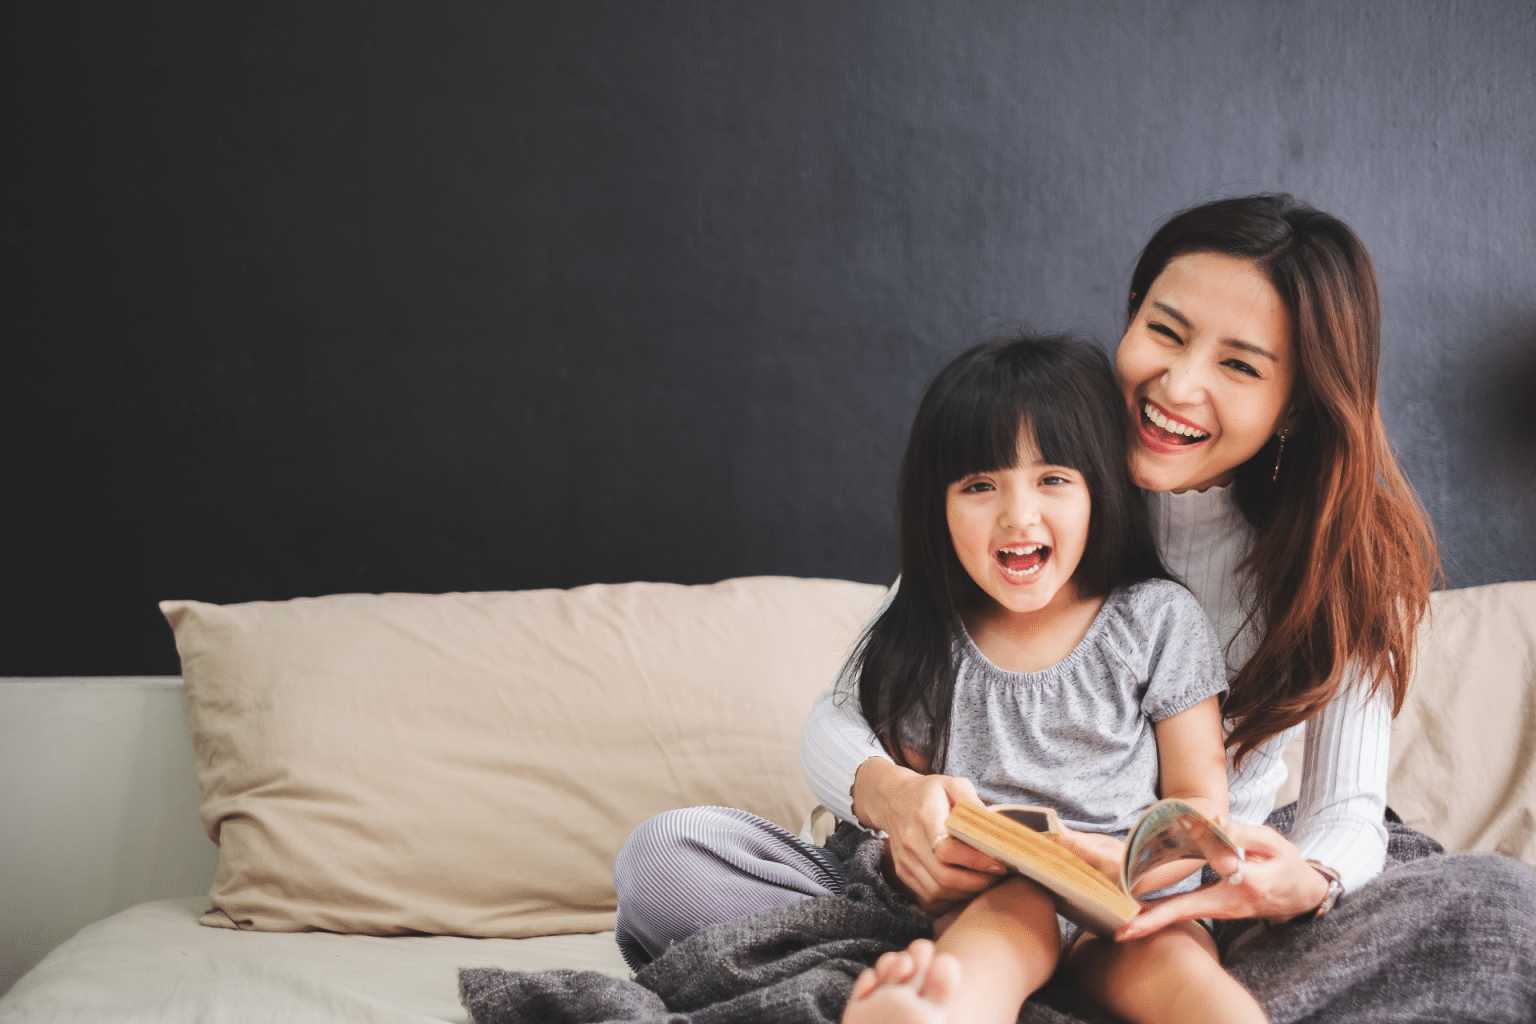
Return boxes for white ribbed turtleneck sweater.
[799,482,1390,893]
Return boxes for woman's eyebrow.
[1226,338,1280,362]
[1150,300,1191,329]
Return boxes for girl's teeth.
[1144,402,1210,440]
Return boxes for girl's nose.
[1001,494,1042,529]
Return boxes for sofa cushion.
[160,577,884,938]
[1390,581,1536,862]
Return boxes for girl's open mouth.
[997,544,1050,578]
[1141,401,1211,448]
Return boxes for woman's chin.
[1130,451,1235,494]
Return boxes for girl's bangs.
[934,373,1100,485]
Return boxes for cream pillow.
[161,577,884,938]
[1390,581,1536,862]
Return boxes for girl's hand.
[853,757,1009,916]
[1114,819,1333,941]
[1056,823,1126,883]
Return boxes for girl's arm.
[1151,694,1232,824]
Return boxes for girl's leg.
[844,875,1061,1024]
[612,805,844,970]
[1068,921,1267,1024]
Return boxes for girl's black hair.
[856,332,1170,772]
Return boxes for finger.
[931,836,1008,875]
[1117,885,1249,940]
[1220,820,1291,857]
[849,966,879,1000]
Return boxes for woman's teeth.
[997,545,1049,576]
[1143,402,1210,442]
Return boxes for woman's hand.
[1114,819,1333,941]
[852,757,1009,916]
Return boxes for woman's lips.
[1137,403,1209,455]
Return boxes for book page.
[1121,799,1240,897]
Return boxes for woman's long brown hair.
[1128,194,1441,766]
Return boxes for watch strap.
[1304,860,1344,919]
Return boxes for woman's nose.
[1160,350,1208,405]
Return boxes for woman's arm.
[1116,679,1388,939]
[798,581,1008,913]
[1290,672,1391,893]
[798,679,888,824]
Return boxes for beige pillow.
[1390,581,1536,862]
[161,577,884,938]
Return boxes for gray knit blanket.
[459,809,1448,1024]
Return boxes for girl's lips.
[996,546,1049,582]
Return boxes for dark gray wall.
[6,1,1533,674]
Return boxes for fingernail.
[1236,847,1247,863]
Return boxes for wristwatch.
[1305,860,1344,919]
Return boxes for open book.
[944,798,1241,938]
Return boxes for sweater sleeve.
[1288,670,1392,894]
[798,580,898,824]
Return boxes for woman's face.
[1116,252,1298,493]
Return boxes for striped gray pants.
[612,805,845,970]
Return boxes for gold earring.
[1272,430,1288,482]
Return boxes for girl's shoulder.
[1107,577,1204,613]
[1101,578,1217,645]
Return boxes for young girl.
[842,334,1263,1024]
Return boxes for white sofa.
[2,577,1534,1022]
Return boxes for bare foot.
[843,938,962,1024]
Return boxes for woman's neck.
[962,586,1107,674]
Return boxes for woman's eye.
[1149,322,1183,344]
[1223,359,1260,378]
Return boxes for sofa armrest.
[0,677,218,995]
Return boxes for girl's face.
[1116,252,1298,493]
[945,435,1092,622]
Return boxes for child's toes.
[918,950,962,1004]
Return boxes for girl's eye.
[1222,358,1260,378]
[961,480,994,493]
[1040,474,1073,487]
[1149,322,1183,344]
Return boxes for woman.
[616,195,1536,1021]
